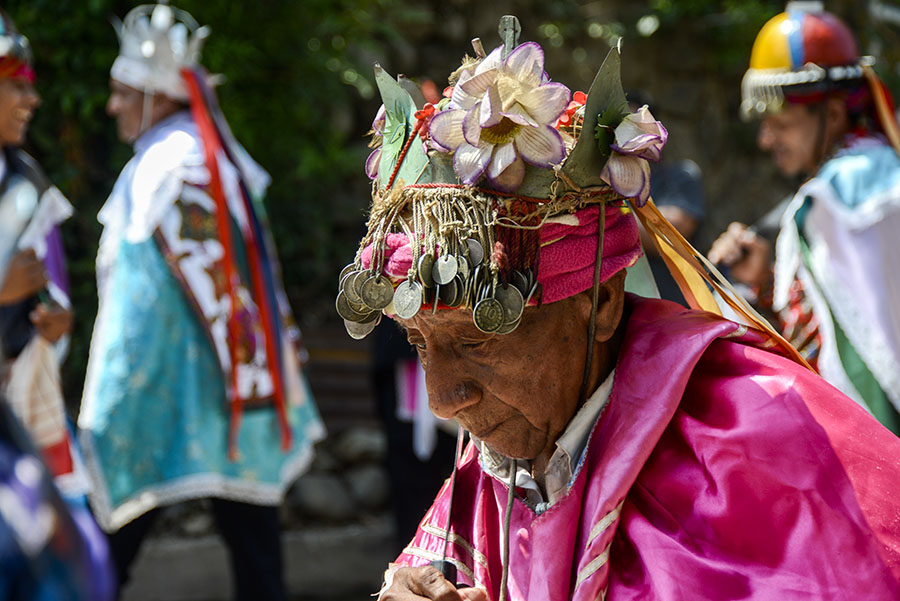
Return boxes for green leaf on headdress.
[594,103,629,153]
[374,64,431,189]
[428,150,458,185]
[561,43,629,189]
[397,75,427,110]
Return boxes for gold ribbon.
[634,198,812,370]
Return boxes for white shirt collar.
[478,369,616,510]
[133,110,193,154]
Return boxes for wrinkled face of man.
[398,291,609,463]
[0,77,39,147]
[757,100,849,178]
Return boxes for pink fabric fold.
[395,297,900,600]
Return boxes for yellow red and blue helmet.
[741,8,870,118]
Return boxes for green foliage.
[647,0,783,71]
[4,0,423,403]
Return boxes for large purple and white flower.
[429,42,570,192]
[600,105,667,206]
[365,104,387,180]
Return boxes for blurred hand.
[708,222,772,288]
[30,302,73,344]
[380,566,487,601]
[0,249,47,304]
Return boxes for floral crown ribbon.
[337,21,666,339]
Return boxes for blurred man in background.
[709,6,900,435]
[77,4,324,599]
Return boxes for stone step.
[121,519,394,601]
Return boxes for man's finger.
[408,566,461,601]
[458,588,488,601]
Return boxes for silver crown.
[111,1,209,101]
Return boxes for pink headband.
[360,204,641,309]
[0,57,34,83]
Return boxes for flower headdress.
[338,16,666,339]
[340,16,812,370]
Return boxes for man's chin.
[481,436,539,462]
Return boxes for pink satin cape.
[395,296,900,600]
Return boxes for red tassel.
[182,68,292,458]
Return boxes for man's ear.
[825,96,849,141]
[593,270,627,343]
[570,270,626,344]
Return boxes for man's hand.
[30,303,73,344]
[708,222,772,288]
[0,249,47,304]
[380,566,487,601]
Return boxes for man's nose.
[757,120,774,150]
[424,358,482,419]
[24,86,40,108]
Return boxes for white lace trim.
[774,193,867,408]
[803,221,900,412]
[774,181,900,413]
[78,419,325,532]
[772,193,805,311]
[798,177,900,232]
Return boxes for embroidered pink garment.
[396,296,900,600]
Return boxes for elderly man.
[77,4,324,599]
[709,8,900,435]
[341,18,900,601]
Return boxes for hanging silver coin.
[524,268,535,292]
[360,275,395,310]
[357,308,380,323]
[496,316,521,335]
[336,291,367,322]
[446,275,466,308]
[393,280,424,319]
[495,284,525,325]
[456,255,470,281]
[438,277,458,306]
[418,253,436,288]
[338,263,355,288]
[465,238,484,267]
[344,314,380,340]
[525,281,540,305]
[343,271,366,305]
[511,270,529,297]
[432,254,458,285]
[473,298,504,333]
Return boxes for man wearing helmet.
[77,4,324,599]
[710,6,900,434]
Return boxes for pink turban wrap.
[538,204,641,303]
[360,203,642,308]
